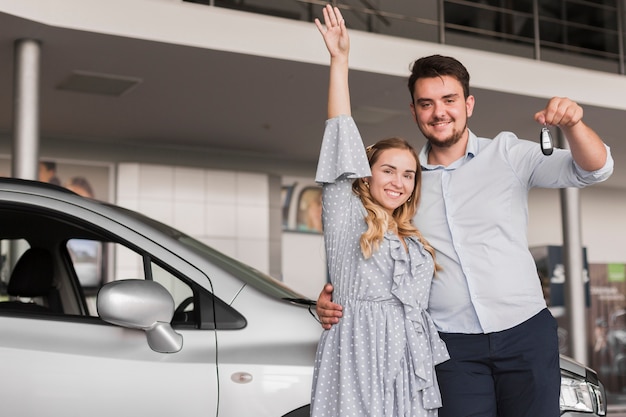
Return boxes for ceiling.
[0,8,623,187]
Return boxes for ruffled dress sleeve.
[315,115,371,184]
[313,115,370,290]
[315,115,371,256]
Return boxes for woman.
[311,5,449,417]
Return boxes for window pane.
[0,239,30,302]
[152,262,193,308]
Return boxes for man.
[316,54,613,417]
[38,160,61,185]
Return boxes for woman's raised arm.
[315,5,351,119]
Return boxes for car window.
[0,208,197,322]
[67,239,103,289]
[65,240,193,318]
[152,262,193,307]
[0,239,32,303]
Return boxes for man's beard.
[421,122,466,149]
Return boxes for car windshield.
[108,203,313,303]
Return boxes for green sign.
[608,263,626,283]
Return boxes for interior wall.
[115,162,281,279]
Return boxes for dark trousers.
[435,308,560,417]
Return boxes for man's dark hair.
[40,160,57,171]
[407,54,471,103]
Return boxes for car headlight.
[560,371,606,415]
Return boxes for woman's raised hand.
[314,4,349,59]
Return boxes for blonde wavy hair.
[352,137,440,270]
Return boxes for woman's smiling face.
[368,148,417,214]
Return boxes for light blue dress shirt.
[417,129,613,334]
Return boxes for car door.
[0,194,218,417]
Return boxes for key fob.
[540,127,554,156]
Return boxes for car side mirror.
[97,279,183,353]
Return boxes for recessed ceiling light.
[57,70,142,97]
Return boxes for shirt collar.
[419,129,478,170]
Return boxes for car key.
[540,125,554,156]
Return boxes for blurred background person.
[39,161,61,185]
[66,176,94,198]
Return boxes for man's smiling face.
[410,75,474,149]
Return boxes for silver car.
[0,178,606,416]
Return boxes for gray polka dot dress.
[311,115,449,417]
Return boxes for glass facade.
[185,0,625,74]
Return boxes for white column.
[559,130,588,364]
[12,38,41,180]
